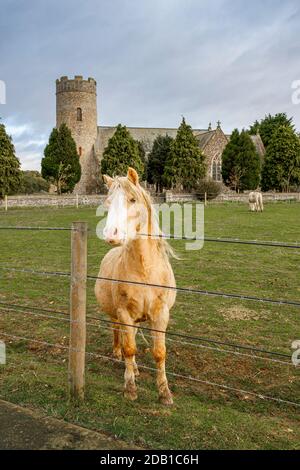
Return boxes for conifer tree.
[261,125,300,191]
[41,123,81,194]
[101,124,144,178]
[163,118,206,191]
[136,140,147,181]
[249,113,294,148]
[0,122,21,198]
[222,129,260,191]
[221,129,240,191]
[147,135,173,192]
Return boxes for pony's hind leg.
[151,305,173,406]
[118,308,138,401]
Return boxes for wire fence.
[0,299,292,360]
[1,225,299,248]
[0,223,299,411]
[1,266,300,308]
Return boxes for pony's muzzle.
[103,226,125,245]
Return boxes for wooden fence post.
[4,195,8,211]
[204,192,207,207]
[69,221,87,402]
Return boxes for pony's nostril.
[113,228,118,236]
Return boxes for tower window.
[77,107,82,121]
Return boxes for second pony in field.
[95,168,176,405]
[249,191,264,212]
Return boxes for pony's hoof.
[159,394,173,406]
[124,390,138,401]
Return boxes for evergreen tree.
[238,131,261,190]
[41,123,81,194]
[163,118,206,191]
[261,125,300,191]
[221,129,240,191]
[101,124,144,178]
[248,120,260,135]
[136,140,147,181]
[249,113,294,148]
[0,122,21,198]
[222,129,260,191]
[147,135,173,192]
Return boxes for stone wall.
[211,192,300,203]
[0,194,105,209]
[165,191,198,202]
[2,192,298,209]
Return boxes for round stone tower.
[56,75,98,194]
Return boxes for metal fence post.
[69,221,87,402]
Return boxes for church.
[56,75,265,194]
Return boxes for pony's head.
[102,168,156,245]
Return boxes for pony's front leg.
[151,306,173,406]
[118,308,138,401]
[132,326,139,376]
[112,322,122,360]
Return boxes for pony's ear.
[103,174,113,188]
[127,167,139,186]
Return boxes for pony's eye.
[129,198,136,204]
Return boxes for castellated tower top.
[56,75,97,95]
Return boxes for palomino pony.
[248,191,264,212]
[95,168,176,405]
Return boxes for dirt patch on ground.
[219,306,266,321]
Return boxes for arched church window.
[212,160,217,181]
[212,157,222,181]
[77,107,82,121]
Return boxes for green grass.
[0,202,299,449]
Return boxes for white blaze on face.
[103,186,128,244]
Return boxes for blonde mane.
[115,176,175,260]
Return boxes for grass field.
[0,201,299,449]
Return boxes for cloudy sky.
[1,0,300,170]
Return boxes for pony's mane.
[115,176,176,260]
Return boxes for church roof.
[195,130,215,148]
[98,125,209,135]
[249,134,265,158]
[96,125,228,155]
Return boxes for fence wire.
[0,300,293,360]
[0,331,299,409]
[1,225,299,248]
[1,266,300,308]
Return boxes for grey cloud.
[1,0,300,169]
